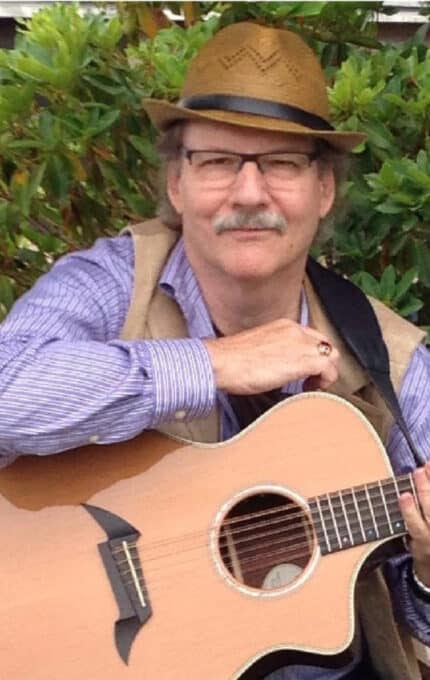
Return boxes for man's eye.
[203,156,236,167]
[269,158,299,169]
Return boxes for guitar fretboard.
[308,474,416,555]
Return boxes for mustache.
[213,210,288,234]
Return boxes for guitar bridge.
[83,503,152,664]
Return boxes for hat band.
[179,94,334,132]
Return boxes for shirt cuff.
[397,559,430,644]
[408,562,430,605]
[142,338,216,424]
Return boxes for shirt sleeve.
[0,235,215,464]
[384,343,430,644]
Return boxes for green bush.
[0,1,429,339]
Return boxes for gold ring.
[317,341,332,357]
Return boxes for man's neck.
[195,266,305,336]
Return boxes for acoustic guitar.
[0,393,415,679]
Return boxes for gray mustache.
[213,210,288,234]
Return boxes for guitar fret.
[339,491,354,546]
[364,484,379,539]
[313,496,331,554]
[396,473,417,514]
[367,481,395,540]
[351,488,367,543]
[391,477,406,530]
[342,488,365,545]
[378,479,394,535]
[409,473,419,508]
[396,474,415,496]
[326,493,342,550]
[329,491,353,549]
[309,495,340,554]
[346,486,377,543]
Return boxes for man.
[0,21,429,679]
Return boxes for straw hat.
[143,22,366,152]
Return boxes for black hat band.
[179,94,334,132]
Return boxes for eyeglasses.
[182,148,319,189]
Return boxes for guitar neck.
[308,473,416,555]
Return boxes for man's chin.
[222,258,282,283]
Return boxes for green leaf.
[92,109,121,136]
[392,268,417,304]
[125,193,155,218]
[379,264,396,301]
[376,202,404,215]
[397,298,424,317]
[274,2,327,18]
[413,242,430,286]
[129,135,160,166]
[0,274,15,310]
[351,271,380,298]
[360,120,395,150]
[45,155,72,204]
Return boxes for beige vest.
[122,218,426,679]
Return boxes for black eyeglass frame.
[182,148,320,174]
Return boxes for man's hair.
[156,122,186,230]
[155,121,350,239]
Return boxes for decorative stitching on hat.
[219,46,281,73]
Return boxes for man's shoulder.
[56,232,132,268]
[368,295,425,345]
[124,217,178,241]
[368,295,425,390]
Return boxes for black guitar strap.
[306,258,424,466]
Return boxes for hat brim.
[143,99,366,152]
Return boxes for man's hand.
[203,318,340,395]
[399,461,430,587]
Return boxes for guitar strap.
[306,257,424,467]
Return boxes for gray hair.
[155,121,350,239]
[156,122,187,230]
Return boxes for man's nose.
[228,160,271,207]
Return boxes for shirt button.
[89,435,100,444]
[174,410,186,420]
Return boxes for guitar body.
[0,393,396,679]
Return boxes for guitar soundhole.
[218,492,313,591]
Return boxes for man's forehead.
[182,120,317,151]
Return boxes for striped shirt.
[0,233,429,678]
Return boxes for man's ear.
[319,167,336,220]
[166,160,184,215]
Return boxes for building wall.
[0,18,16,48]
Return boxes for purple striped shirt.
[0,233,429,678]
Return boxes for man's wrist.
[409,563,430,603]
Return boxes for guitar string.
[109,482,416,561]
[203,473,414,533]
[76,480,419,597]
[117,517,407,596]
[104,474,416,569]
[117,505,404,580]
[111,492,404,570]
[92,475,418,596]
[109,486,413,592]
[111,488,416,562]
[110,496,409,590]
